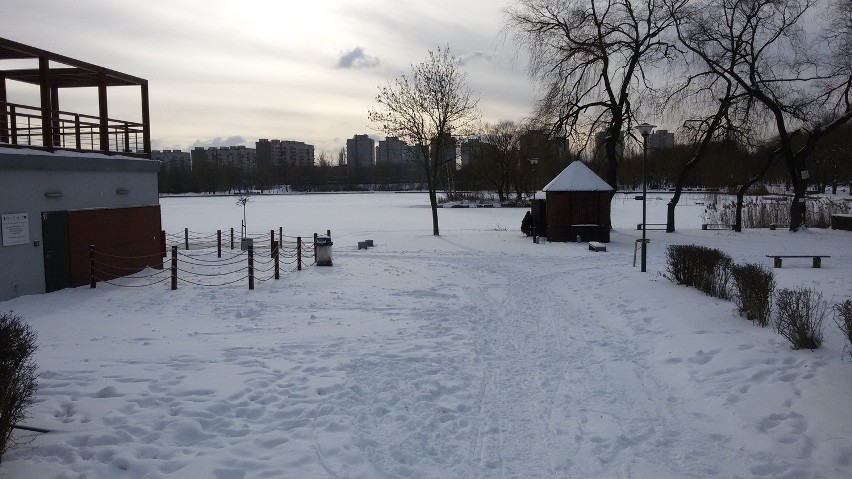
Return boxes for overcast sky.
[2,0,538,154]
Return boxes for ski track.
[3,229,852,478]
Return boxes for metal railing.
[0,101,148,157]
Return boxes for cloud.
[335,47,381,69]
[459,51,494,66]
[189,136,250,148]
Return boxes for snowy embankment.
[2,192,851,478]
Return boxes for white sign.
[2,213,30,246]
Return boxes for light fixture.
[44,191,63,198]
[529,158,540,243]
[116,188,129,195]
[634,123,656,273]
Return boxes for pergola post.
[141,82,151,156]
[39,55,53,150]
[0,73,8,143]
[98,72,109,152]
[50,84,60,147]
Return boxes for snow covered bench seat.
[588,241,606,252]
[765,255,830,268]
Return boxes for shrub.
[0,312,38,463]
[665,244,732,299]
[834,300,852,359]
[731,263,775,327]
[774,288,827,350]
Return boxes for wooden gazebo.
[542,161,614,242]
[0,37,150,157]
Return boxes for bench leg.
[813,257,821,268]
[773,257,782,268]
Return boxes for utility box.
[240,238,253,251]
[315,235,333,266]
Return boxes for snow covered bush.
[731,263,775,327]
[0,312,38,463]
[774,288,827,350]
[834,300,852,359]
[664,245,732,300]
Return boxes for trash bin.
[240,237,253,251]
[315,235,333,266]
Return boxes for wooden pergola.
[0,37,150,157]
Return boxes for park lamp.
[635,123,656,273]
[529,158,540,243]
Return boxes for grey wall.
[0,149,160,302]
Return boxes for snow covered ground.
[2,192,851,478]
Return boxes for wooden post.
[171,246,177,290]
[270,229,275,258]
[279,227,283,245]
[248,246,255,290]
[160,230,166,258]
[217,230,222,258]
[273,240,280,280]
[313,233,318,264]
[184,228,189,250]
[89,244,96,288]
[297,237,302,271]
[230,228,234,250]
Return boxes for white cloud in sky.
[1,0,535,154]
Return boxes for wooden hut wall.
[545,191,610,242]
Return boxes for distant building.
[192,146,256,173]
[460,138,484,168]
[431,133,458,170]
[346,134,375,181]
[376,137,417,167]
[594,130,625,162]
[256,139,315,169]
[649,129,675,150]
[152,150,191,170]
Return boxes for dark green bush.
[731,263,775,327]
[665,244,733,299]
[834,300,852,359]
[774,288,826,350]
[0,312,38,463]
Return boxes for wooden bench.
[588,241,606,252]
[702,223,734,230]
[636,223,667,231]
[769,223,789,230]
[765,255,830,268]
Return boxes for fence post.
[313,233,318,264]
[171,245,178,290]
[160,230,166,258]
[273,240,280,280]
[270,229,275,258]
[217,230,222,258]
[248,246,255,290]
[279,227,283,245]
[90,244,96,288]
[297,237,302,271]
[184,228,189,250]
[230,228,234,250]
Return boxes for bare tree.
[505,0,685,193]
[369,46,480,236]
[478,121,522,202]
[678,0,852,231]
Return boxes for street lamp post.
[529,158,539,243]
[635,123,656,273]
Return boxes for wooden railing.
[0,101,148,158]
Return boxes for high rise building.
[346,134,376,181]
[256,139,315,169]
[152,150,191,170]
[191,146,256,173]
[376,137,417,167]
[649,129,675,150]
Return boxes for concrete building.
[649,129,675,150]
[376,137,417,167]
[460,138,484,168]
[346,134,375,181]
[192,146,256,173]
[256,139,315,169]
[152,149,191,170]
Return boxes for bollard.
[171,245,178,290]
[273,240,280,280]
[184,228,189,250]
[248,246,255,290]
[90,244,96,288]
[217,230,222,258]
[297,237,302,271]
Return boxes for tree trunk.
[736,147,782,232]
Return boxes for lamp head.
[635,123,656,137]
[529,158,539,166]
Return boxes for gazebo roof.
[542,161,614,192]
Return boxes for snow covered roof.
[542,161,614,192]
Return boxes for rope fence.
[88,228,331,290]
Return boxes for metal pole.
[532,163,537,243]
[642,133,648,273]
